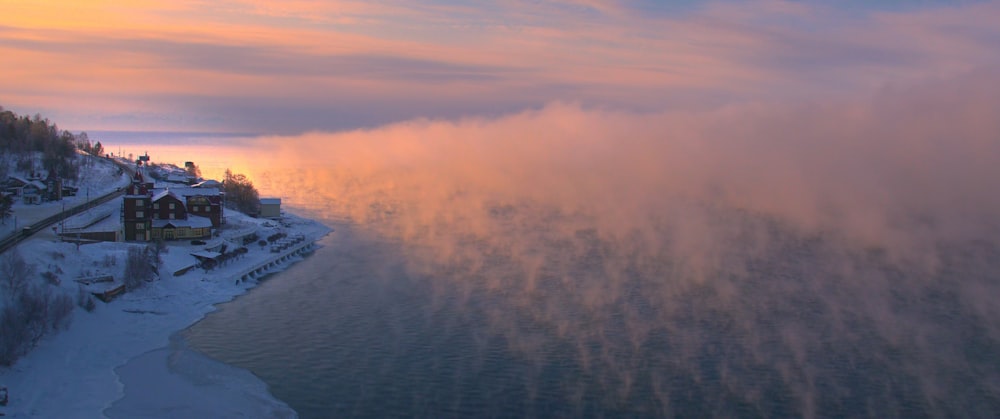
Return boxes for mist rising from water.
[236,72,1000,415]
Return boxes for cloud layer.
[2,1,999,132]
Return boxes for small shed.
[259,198,281,218]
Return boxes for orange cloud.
[1,1,998,131]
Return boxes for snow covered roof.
[193,179,222,188]
[152,215,213,229]
[25,180,46,190]
[161,252,199,276]
[153,186,220,198]
[203,238,226,251]
[260,198,281,205]
[152,189,181,203]
[165,173,191,183]
[190,250,222,260]
[7,175,30,186]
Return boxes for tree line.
[0,105,105,181]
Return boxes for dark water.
[184,211,1000,418]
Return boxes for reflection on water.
[173,94,1000,417]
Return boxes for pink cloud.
[1,1,998,131]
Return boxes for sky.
[1,0,998,134]
[3,3,1000,413]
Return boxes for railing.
[230,234,318,282]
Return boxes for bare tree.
[0,284,73,365]
[0,193,12,225]
[123,246,157,291]
[1,248,34,301]
[223,169,260,215]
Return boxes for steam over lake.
[131,84,999,417]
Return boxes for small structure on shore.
[259,198,281,218]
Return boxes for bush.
[0,285,74,366]
[123,246,158,291]
[1,248,34,301]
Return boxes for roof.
[152,215,213,229]
[25,180,47,190]
[203,238,226,251]
[260,198,281,205]
[193,179,222,188]
[152,186,220,198]
[165,173,191,183]
[161,252,198,276]
[152,189,181,203]
[190,251,222,260]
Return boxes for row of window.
[132,201,214,216]
[134,201,175,209]
[145,203,212,211]
[136,211,176,219]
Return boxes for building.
[122,170,153,241]
[122,169,224,241]
[4,175,30,196]
[21,181,45,205]
[259,198,281,218]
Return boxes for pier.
[233,232,321,283]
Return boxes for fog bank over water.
[199,73,999,415]
[254,71,1000,264]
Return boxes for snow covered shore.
[0,210,331,418]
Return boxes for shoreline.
[106,311,298,417]
[0,210,332,418]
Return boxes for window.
[153,203,159,210]
[136,211,144,218]
[169,203,175,209]
[137,224,145,230]
[169,213,175,219]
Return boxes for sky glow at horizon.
[1,0,998,134]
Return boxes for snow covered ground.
[0,206,331,417]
